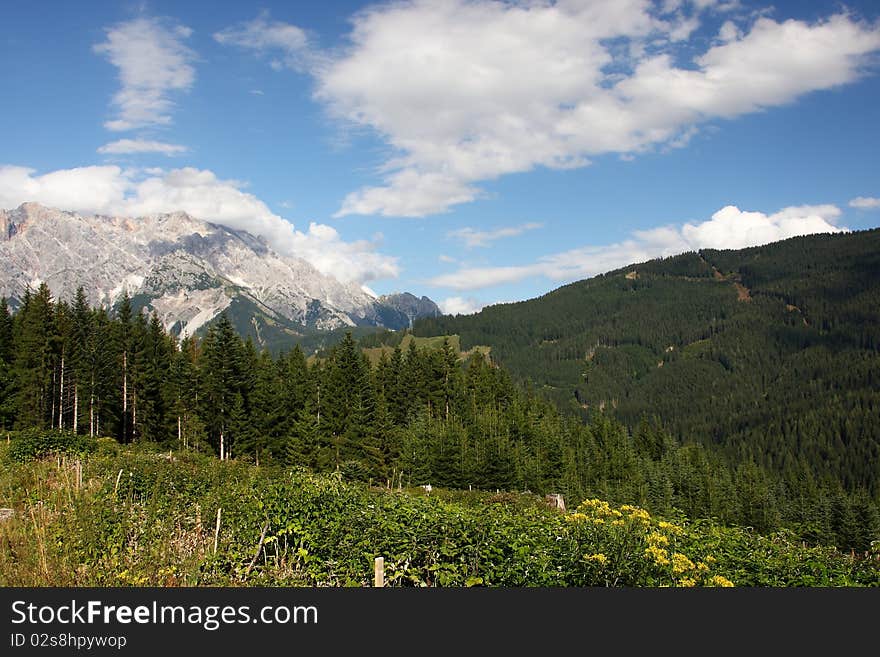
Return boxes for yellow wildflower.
[590,517,605,525]
[696,562,710,573]
[611,519,625,526]
[645,545,670,566]
[646,532,669,547]
[679,577,696,588]
[707,575,734,587]
[628,508,651,522]
[658,521,682,534]
[671,553,695,575]
[584,553,609,566]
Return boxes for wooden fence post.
[374,556,384,587]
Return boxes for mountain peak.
[378,292,442,327]
[0,205,440,347]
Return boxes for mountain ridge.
[0,202,439,346]
[414,228,880,494]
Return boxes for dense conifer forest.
[413,230,880,520]
[1,274,877,550]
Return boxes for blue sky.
[2,0,879,314]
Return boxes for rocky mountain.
[0,203,438,345]
[377,292,442,327]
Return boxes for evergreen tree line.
[0,284,877,550]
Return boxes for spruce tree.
[13,284,54,429]
[114,293,134,443]
[0,298,14,429]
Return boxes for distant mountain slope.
[0,203,439,347]
[415,229,880,494]
[377,292,441,327]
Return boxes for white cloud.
[287,221,399,284]
[849,196,880,209]
[448,222,543,248]
[438,254,456,264]
[214,11,315,72]
[298,1,880,217]
[94,17,196,131]
[0,165,131,216]
[97,139,188,156]
[429,203,846,290]
[439,296,484,316]
[0,164,397,285]
[334,170,479,218]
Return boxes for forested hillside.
[414,230,880,498]
[0,285,877,550]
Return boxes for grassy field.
[361,333,491,366]
[1,434,877,587]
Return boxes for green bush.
[6,429,97,462]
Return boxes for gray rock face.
[377,292,442,327]
[0,203,438,336]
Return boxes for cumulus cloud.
[219,1,879,217]
[97,139,188,156]
[94,17,196,131]
[448,222,543,248]
[849,196,880,209]
[439,296,484,316]
[0,165,131,216]
[0,165,397,285]
[429,203,846,290]
[287,221,399,284]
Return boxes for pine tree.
[128,309,148,441]
[0,297,12,364]
[199,313,243,459]
[70,288,91,434]
[13,284,55,429]
[86,309,117,437]
[137,312,173,443]
[114,293,134,443]
[243,349,282,463]
[278,345,308,438]
[288,364,321,468]
[52,299,73,431]
[400,339,424,420]
[168,336,204,450]
[0,298,13,429]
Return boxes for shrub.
[6,429,97,462]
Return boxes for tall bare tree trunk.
[88,375,94,436]
[122,351,128,441]
[220,429,225,461]
[73,384,78,435]
[132,392,137,441]
[50,369,56,430]
[58,355,64,430]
